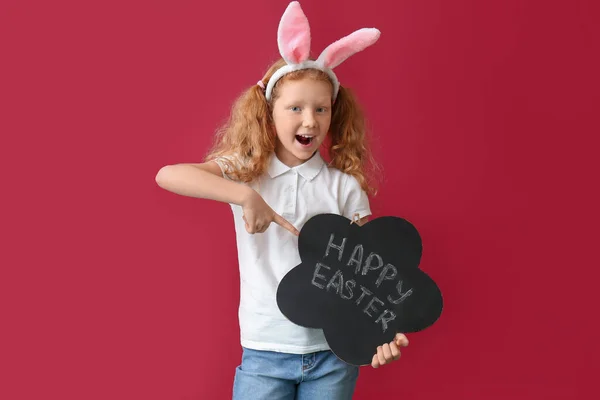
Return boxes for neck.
[274,146,318,168]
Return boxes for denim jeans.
[232,347,360,400]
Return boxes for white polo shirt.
[215,151,371,354]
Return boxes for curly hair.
[204,58,380,196]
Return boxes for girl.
[155,2,408,399]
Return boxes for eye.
[316,107,328,113]
[290,106,301,112]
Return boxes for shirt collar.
[267,151,325,181]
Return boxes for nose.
[302,110,317,128]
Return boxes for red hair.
[205,58,380,196]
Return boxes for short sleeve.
[213,154,243,181]
[341,174,372,220]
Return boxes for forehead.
[275,78,333,103]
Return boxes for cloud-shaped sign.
[276,214,443,366]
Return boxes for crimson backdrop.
[1,0,598,399]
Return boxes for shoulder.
[321,164,350,181]
[317,166,364,194]
[337,169,363,194]
[212,152,245,168]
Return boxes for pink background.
[2,0,598,398]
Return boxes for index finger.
[273,213,300,236]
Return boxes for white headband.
[263,1,381,102]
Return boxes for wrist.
[238,185,256,207]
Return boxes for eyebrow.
[283,98,331,106]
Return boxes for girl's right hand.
[241,190,299,236]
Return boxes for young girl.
[155,2,408,398]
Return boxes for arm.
[155,161,299,236]
[155,161,253,206]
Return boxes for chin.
[295,151,313,159]
[294,147,319,159]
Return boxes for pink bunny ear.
[278,1,311,64]
[317,28,381,69]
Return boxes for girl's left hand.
[371,333,409,368]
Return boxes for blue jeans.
[232,347,359,400]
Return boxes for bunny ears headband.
[263,1,381,101]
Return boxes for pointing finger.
[273,213,299,236]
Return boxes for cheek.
[271,113,285,132]
[320,116,332,131]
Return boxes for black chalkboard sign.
[276,214,443,366]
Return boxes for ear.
[277,1,311,64]
[317,28,381,69]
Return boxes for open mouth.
[295,134,314,146]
